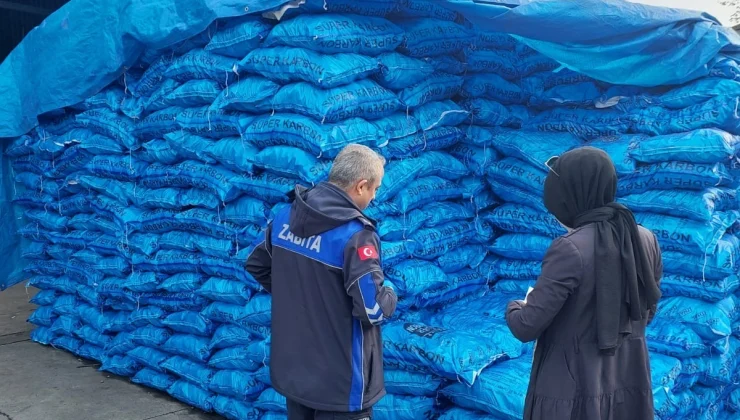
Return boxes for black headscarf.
[543,147,661,354]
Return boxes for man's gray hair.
[328,144,386,189]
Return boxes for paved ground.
[0,283,221,420]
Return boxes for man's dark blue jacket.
[246,182,398,412]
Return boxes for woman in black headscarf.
[505,146,663,420]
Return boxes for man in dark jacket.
[246,144,398,420]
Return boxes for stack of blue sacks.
[6,0,740,418]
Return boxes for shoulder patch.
[358,245,379,261]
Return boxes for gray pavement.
[0,283,221,420]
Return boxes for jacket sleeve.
[245,223,274,293]
[344,228,397,327]
[506,237,582,343]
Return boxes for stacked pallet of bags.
[5,0,740,419]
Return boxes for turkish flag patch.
[358,245,379,260]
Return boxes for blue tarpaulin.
[0,0,739,285]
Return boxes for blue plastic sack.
[618,161,738,196]
[253,146,331,184]
[52,295,80,316]
[373,114,419,143]
[385,260,448,297]
[442,358,531,420]
[436,245,487,274]
[205,17,273,58]
[410,221,476,260]
[422,202,475,228]
[127,307,166,329]
[140,161,242,202]
[159,231,235,259]
[438,407,501,420]
[105,332,137,355]
[196,137,255,174]
[30,289,59,306]
[375,394,436,420]
[161,355,215,386]
[85,154,147,181]
[629,129,739,164]
[375,52,435,90]
[208,370,266,400]
[255,388,286,413]
[209,343,267,372]
[393,176,463,214]
[383,320,521,385]
[378,210,427,241]
[701,337,740,386]
[462,73,528,105]
[674,356,708,392]
[658,296,739,340]
[482,129,581,172]
[28,305,57,328]
[74,109,138,150]
[265,14,403,56]
[397,19,473,58]
[384,370,443,397]
[650,353,682,392]
[75,325,113,349]
[621,188,736,222]
[162,334,212,363]
[636,211,737,256]
[52,335,84,354]
[163,80,223,109]
[467,48,558,81]
[240,113,381,158]
[197,278,254,305]
[447,143,498,177]
[382,127,465,159]
[240,47,379,88]
[213,395,262,420]
[209,325,253,350]
[416,268,489,309]
[259,79,401,123]
[478,257,541,280]
[634,96,740,137]
[29,327,55,345]
[100,354,141,377]
[660,274,739,303]
[380,240,414,268]
[158,273,205,293]
[162,311,215,337]
[487,157,548,194]
[162,49,236,83]
[484,204,565,238]
[79,306,131,334]
[414,100,468,131]
[76,344,105,361]
[395,0,463,21]
[489,234,552,261]
[50,315,82,336]
[587,135,638,175]
[132,369,177,392]
[527,106,631,140]
[211,77,279,112]
[398,72,463,109]
[123,271,161,292]
[131,326,173,348]
[494,279,536,295]
[168,380,215,412]
[461,99,524,128]
[127,346,170,373]
[176,107,242,138]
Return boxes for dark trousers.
[287,399,373,420]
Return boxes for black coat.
[246,182,398,412]
[506,224,663,420]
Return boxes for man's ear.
[356,179,369,193]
